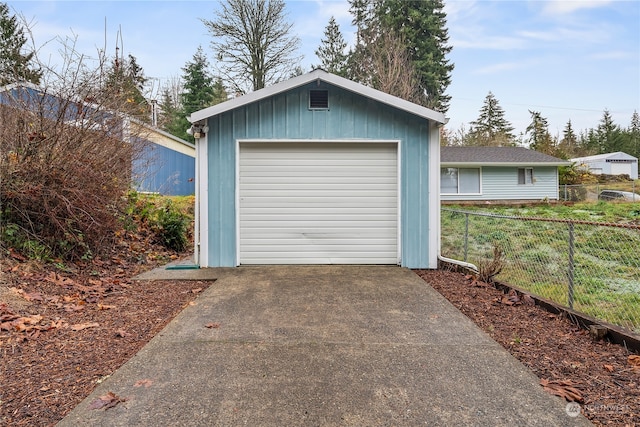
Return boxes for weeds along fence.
[441,208,640,334]
[560,182,638,202]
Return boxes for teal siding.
[205,81,434,267]
[441,166,559,201]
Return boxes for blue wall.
[204,81,435,268]
[133,142,195,196]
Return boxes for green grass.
[441,201,640,333]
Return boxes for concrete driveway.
[58,266,590,426]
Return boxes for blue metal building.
[189,70,446,268]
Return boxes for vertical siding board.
[338,90,355,139]
[206,113,237,266]
[259,99,273,139]
[287,91,302,138]
[401,120,431,268]
[273,95,287,136]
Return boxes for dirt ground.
[416,268,640,427]
[1,253,639,426]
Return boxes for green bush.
[0,222,52,261]
[154,201,189,252]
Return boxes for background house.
[440,146,570,203]
[130,122,195,196]
[0,83,195,195]
[570,152,638,180]
[189,69,446,268]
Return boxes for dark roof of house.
[441,146,570,166]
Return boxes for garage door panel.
[239,142,398,265]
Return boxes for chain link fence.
[441,208,640,334]
[560,182,638,202]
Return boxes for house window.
[518,168,534,185]
[309,90,329,109]
[441,167,480,194]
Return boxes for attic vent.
[309,90,329,109]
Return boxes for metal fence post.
[568,221,575,309]
[464,212,469,262]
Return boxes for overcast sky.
[7,0,640,137]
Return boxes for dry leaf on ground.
[540,378,584,403]
[70,322,99,332]
[88,392,127,410]
[133,379,153,388]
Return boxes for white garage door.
[239,141,399,264]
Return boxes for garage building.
[189,70,446,268]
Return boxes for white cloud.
[452,31,526,50]
[473,61,527,75]
[588,50,635,60]
[518,26,609,44]
[542,0,614,15]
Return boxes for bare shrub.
[478,245,504,283]
[0,36,147,259]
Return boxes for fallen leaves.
[205,322,220,329]
[498,289,521,306]
[540,378,584,403]
[9,287,43,302]
[70,322,100,332]
[133,379,153,388]
[629,355,640,372]
[88,391,127,410]
[1,304,66,334]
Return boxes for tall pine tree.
[314,17,347,76]
[526,110,556,155]
[466,92,515,146]
[557,120,578,158]
[161,47,227,142]
[0,2,41,85]
[596,109,623,153]
[375,0,454,112]
[103,52,149,120]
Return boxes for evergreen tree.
[596,109,623,153]
[104,52,149,120]
[0,2,41,85]
[159,87,184,137]
[466,92,515,146]
[526,110,556,155]
[374,0,454,112]
[161,47,227,142]
[314,17,347,76]
[557,120,578,158]
[627,111,640,159]
[181,46,217,114]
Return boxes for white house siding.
[441,166,559,201]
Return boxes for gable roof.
[189,69,447,124]
[441,146,570,166]
[570,151,638,162]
